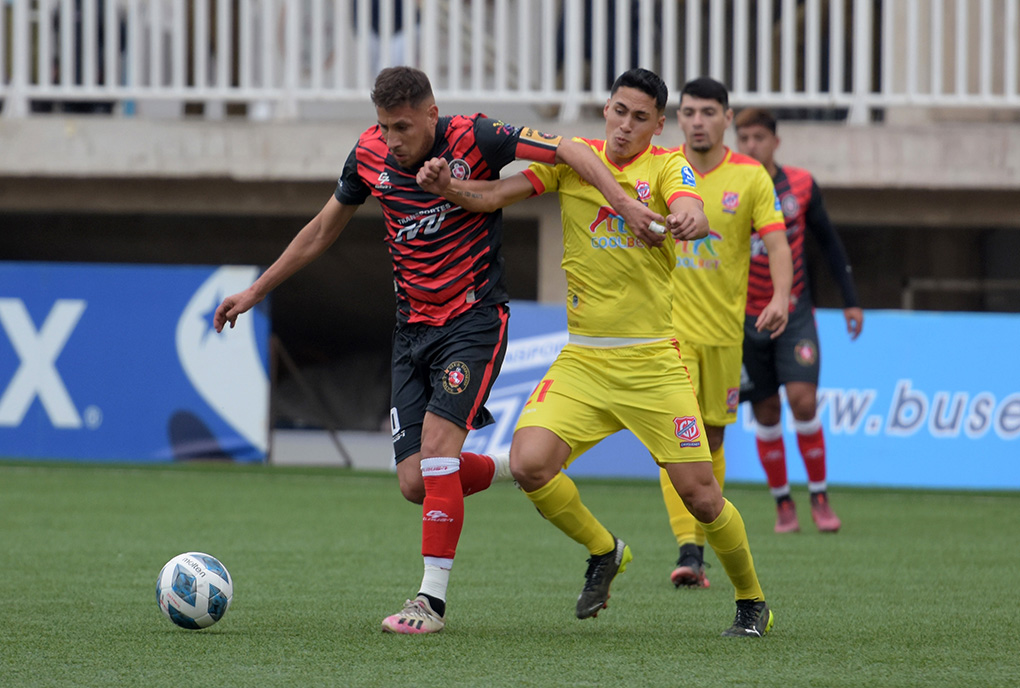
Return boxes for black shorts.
[389,304,509,463]
[740,298,821,404]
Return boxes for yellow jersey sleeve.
[523,159,562,195]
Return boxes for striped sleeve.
[752,166,786,236]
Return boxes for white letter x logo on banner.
[0,298,86,428]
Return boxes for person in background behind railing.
[212,66,662,635]
[353,1,420,75]
[734,107,863,534]
[556,0,647,91]
[36,0,125,115]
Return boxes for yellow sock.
[658,467,699,547]
[700,499,765,601]
[525,472,614,555]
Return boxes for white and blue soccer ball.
[156,552,233,629]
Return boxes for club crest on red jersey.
[449,158,471,180]
[674,416,702,447]
[781,192,800,219]
[443,361,471,394]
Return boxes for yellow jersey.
[672,147,785,345]
[524,138,701,339]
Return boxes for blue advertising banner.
[465,303,1020,490]
[0,263,270,462]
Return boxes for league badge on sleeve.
[681,165,696,187]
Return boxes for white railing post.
[559,0,582,122]
[780,0,795,97]
[709,0,725,82]
[848,0,872,124]
[5,0,30,118]
[1007,0,1019,101]
[756,0,771,97]
[281,0,300,119]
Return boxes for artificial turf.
[2,461,1017,687]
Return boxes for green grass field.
[2,461,1017,687]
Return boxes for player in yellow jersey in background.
[420,69,775,637]
[659,77,794,590]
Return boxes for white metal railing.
[1,0,1018,122]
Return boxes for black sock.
[419,593,445,618]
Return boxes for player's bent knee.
[509,456,558,491]
[398,481,426,505]
[396,461,426,504]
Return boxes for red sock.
[458,452,495,496]
[755,423,788,489]
[421,458,465,560]
[796,428,827,484]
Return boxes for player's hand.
[617,198,665,247]
[844,307,864,340]
[416,157,451,195]
[213,288,262,332]
[755,297,790,339]
[665,212,701,241]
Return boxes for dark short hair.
[371,67,434,111]
[610,68,668,112]
[679,77,729,108]
[734,107,777,134]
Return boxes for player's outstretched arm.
[665,196,709,241]
[755,229,793,339]
[553,138,665,247]
[417,157,536,213]
[214,196,356,332]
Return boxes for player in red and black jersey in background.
[214,67,662,635]
[735,108,863,534]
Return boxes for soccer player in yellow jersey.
[419,69,775,637]
[660,77,793,590]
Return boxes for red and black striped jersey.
[746,165,858,316]
[335,114,560,326]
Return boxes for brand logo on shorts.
[726,387,740,413]
[442,361,471,394]
[674,416,702,447]
[449,159,471,180]
[794,339,817,366]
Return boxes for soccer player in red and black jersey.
[735,108,864,534]
[213,67,663,634]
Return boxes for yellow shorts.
[676,340,742,426]
[515,340,712,467]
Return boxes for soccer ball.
[156,552,233,629]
